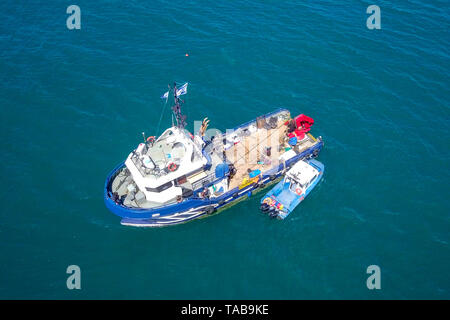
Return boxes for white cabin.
[125,126,208,203]
[285,160,319,191]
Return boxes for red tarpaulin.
[295,114,314,132]
[286,114,314,141]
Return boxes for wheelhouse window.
[146,181,173,193]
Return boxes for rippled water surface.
[0,0,449,299]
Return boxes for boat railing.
[130,152,164,177]
[191,171,217,192]
[230,108,290,132]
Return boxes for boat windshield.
[285,176,304,190]
[290,181,303,191]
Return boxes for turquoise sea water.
[0,0,449,299]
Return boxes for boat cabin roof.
[286,160,318,186]
[125,126,207,189]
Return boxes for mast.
[171,82,187,129]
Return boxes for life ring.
[146,136,155,143]
[295,188,302,196]
[201,188,209,198]
[167,162,178,172]
[263,197,274,206]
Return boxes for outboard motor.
[266,206,276,217]
[269,210,279,219]
[260,203,270,213]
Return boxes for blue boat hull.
[104,108,324,227]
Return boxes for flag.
[161,91,169,100]
[176,82,188,96]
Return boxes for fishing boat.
[104,82,324,227]
[260,159,324,219]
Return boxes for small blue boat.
[260,159,324,219]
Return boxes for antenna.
[171,82,187,129]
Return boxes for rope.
[156,95,169,135]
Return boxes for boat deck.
[226,122,318,190]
